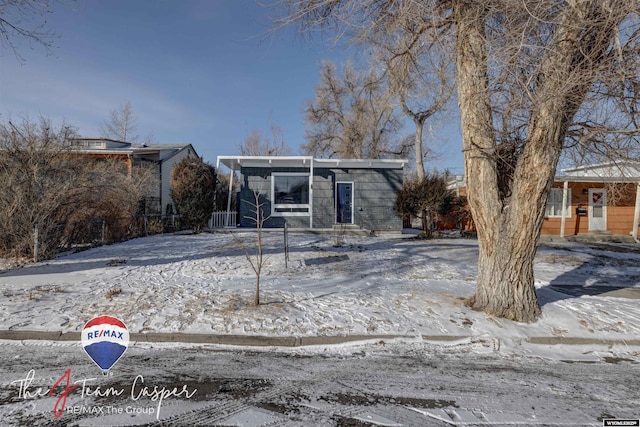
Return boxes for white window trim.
[271,172,311,217]
[545,188,572,218]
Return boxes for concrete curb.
[1,330,639,347]
[525,337,640,346]
[0,330,470,347]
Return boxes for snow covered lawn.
[1,232,639,355]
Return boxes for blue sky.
[0,0,463,173]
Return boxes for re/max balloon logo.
[81,316,129,373]
[11,315,198,420]
[85,329,126,340]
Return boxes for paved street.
[0,340,638,426]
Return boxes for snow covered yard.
[1,231,639,357]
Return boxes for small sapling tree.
[234,188,271,306]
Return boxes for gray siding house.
[217,156,406,232]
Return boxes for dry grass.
[28,285,64,301]
[105,288,122,299]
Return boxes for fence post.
[284,221,289,269]
[33,224,39,263]
[101,219,106,244]
[144,215,148,236]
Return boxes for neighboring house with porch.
[71,138,198,215]
[544,161,640,241]
[447,161,640,242]
[216,156,406,232]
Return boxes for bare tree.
[0,0,56,61]
[304,60,404,159]
[0,116,159,260]
[238,121,292,156]
[234,189,271,306]
[277,0,640,322]
[374,19,455,179]
[100,101,139,143]
[0,117,78,258]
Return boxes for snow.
[0,231,639,361]
[0,333,637,426]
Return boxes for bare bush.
[171,156,216,233]
[0,117,79,258]
[0,117,159,260]
[395,172,453,237]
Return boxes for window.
[272,173,310,215]
[545,188,571,217]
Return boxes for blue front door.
[336,183,353,224]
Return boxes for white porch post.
[633,182,640,242]
[560,180,569,238]
[226,166,234,227]
[309,157,314,229]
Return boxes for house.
[544,161,640,241]
[447,161,640,241]
[71,138,198,215]
[216,156,406,232]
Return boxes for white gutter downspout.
[633,181,640,243]
[560,181,568,238]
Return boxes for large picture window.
[545,188,571,218]
[272,173,310,215]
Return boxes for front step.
[331,224,371,236]
[332,224,361,230]
[587,230,613,235]
[565,231,636,244]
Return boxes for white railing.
[209,211,237,229]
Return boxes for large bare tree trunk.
[277,0,634,322]
[454,0,538,321]
[455,0,621,322]
[413,117,426,180]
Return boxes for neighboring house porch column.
[126,154,132,177]
[633,181,640,242]
[226,166,235,227]
[309,157,314,229]
[560,180,569,238]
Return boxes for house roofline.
[217,156,406,171]
[561,160,640,173]
[449,175,640,185]
[554,175,640,183]
[156,144,197,161]
[70,149,134,155]
[74,137,127,144]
